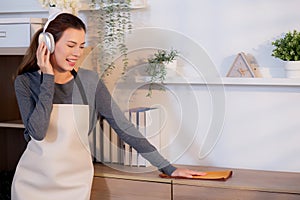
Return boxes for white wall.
[119,81,300,173]
[124,1,300,172]
[3,0,300,77]
[131,0,300,77]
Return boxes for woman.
[11,13,205,199]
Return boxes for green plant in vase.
[272,29,300,78]
[272,29,300,61]
[146,49,179,97]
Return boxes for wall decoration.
[227,52,261,77]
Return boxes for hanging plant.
[146,49,179,97]
[89,0,132,76]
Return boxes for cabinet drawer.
[91,176,171,200]
[0,24,31,47]
[173,184,300,200]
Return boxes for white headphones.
[38,11,64,54]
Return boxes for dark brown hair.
[16,13,86,76]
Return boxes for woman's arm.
[95,80,177,175]
[15,73,55,141]
[95,79,207,177]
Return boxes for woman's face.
[51,28,85,72]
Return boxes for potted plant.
[146,49,179,97]
[271,29,300,78]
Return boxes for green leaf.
[272,30,300,61]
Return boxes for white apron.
[12,104,94,200]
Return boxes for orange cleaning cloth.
[159,170,233,181]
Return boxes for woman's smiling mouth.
[66,58,77,67]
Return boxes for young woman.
[11,13,205,199]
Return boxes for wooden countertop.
[93,163,300,195]
[172,165,300,195]
[94,163,171,184]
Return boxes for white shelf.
[136,76,300,87]
[0,18,46,24]
[0,120,24,128]
[218,77,300,86]
[0,47,27,55]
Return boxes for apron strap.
[71,69,89,105]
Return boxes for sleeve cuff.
[159,164,177,176]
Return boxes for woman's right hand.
[36,42,54,75]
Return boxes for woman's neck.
[54,68,77,84]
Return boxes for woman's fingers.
[171,168,207,178]
[36,42,54,74]
[37,42,46,67]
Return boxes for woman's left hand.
[171,168,206,178]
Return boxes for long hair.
[16,13,86,76]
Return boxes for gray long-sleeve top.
[14,68,176,175]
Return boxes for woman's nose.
[73,47,82,57]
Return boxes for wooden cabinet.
[0,18,44,171]
[0,55,22,121]
[91,164,172,200]
[0,127,26,171]
[92,176,171,200]
[173,184,299,200]
[173,166,300,199]
[0,55,26,171]
[92,163,300,200]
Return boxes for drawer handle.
[0,31,6,38]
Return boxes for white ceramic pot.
[284,61,300,78]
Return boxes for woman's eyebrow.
[67,41,86,45]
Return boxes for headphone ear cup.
[38,32,55,54]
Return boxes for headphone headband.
[43,11,70,32]
[39,10,72,54]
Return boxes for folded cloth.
[159,170,233,181]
